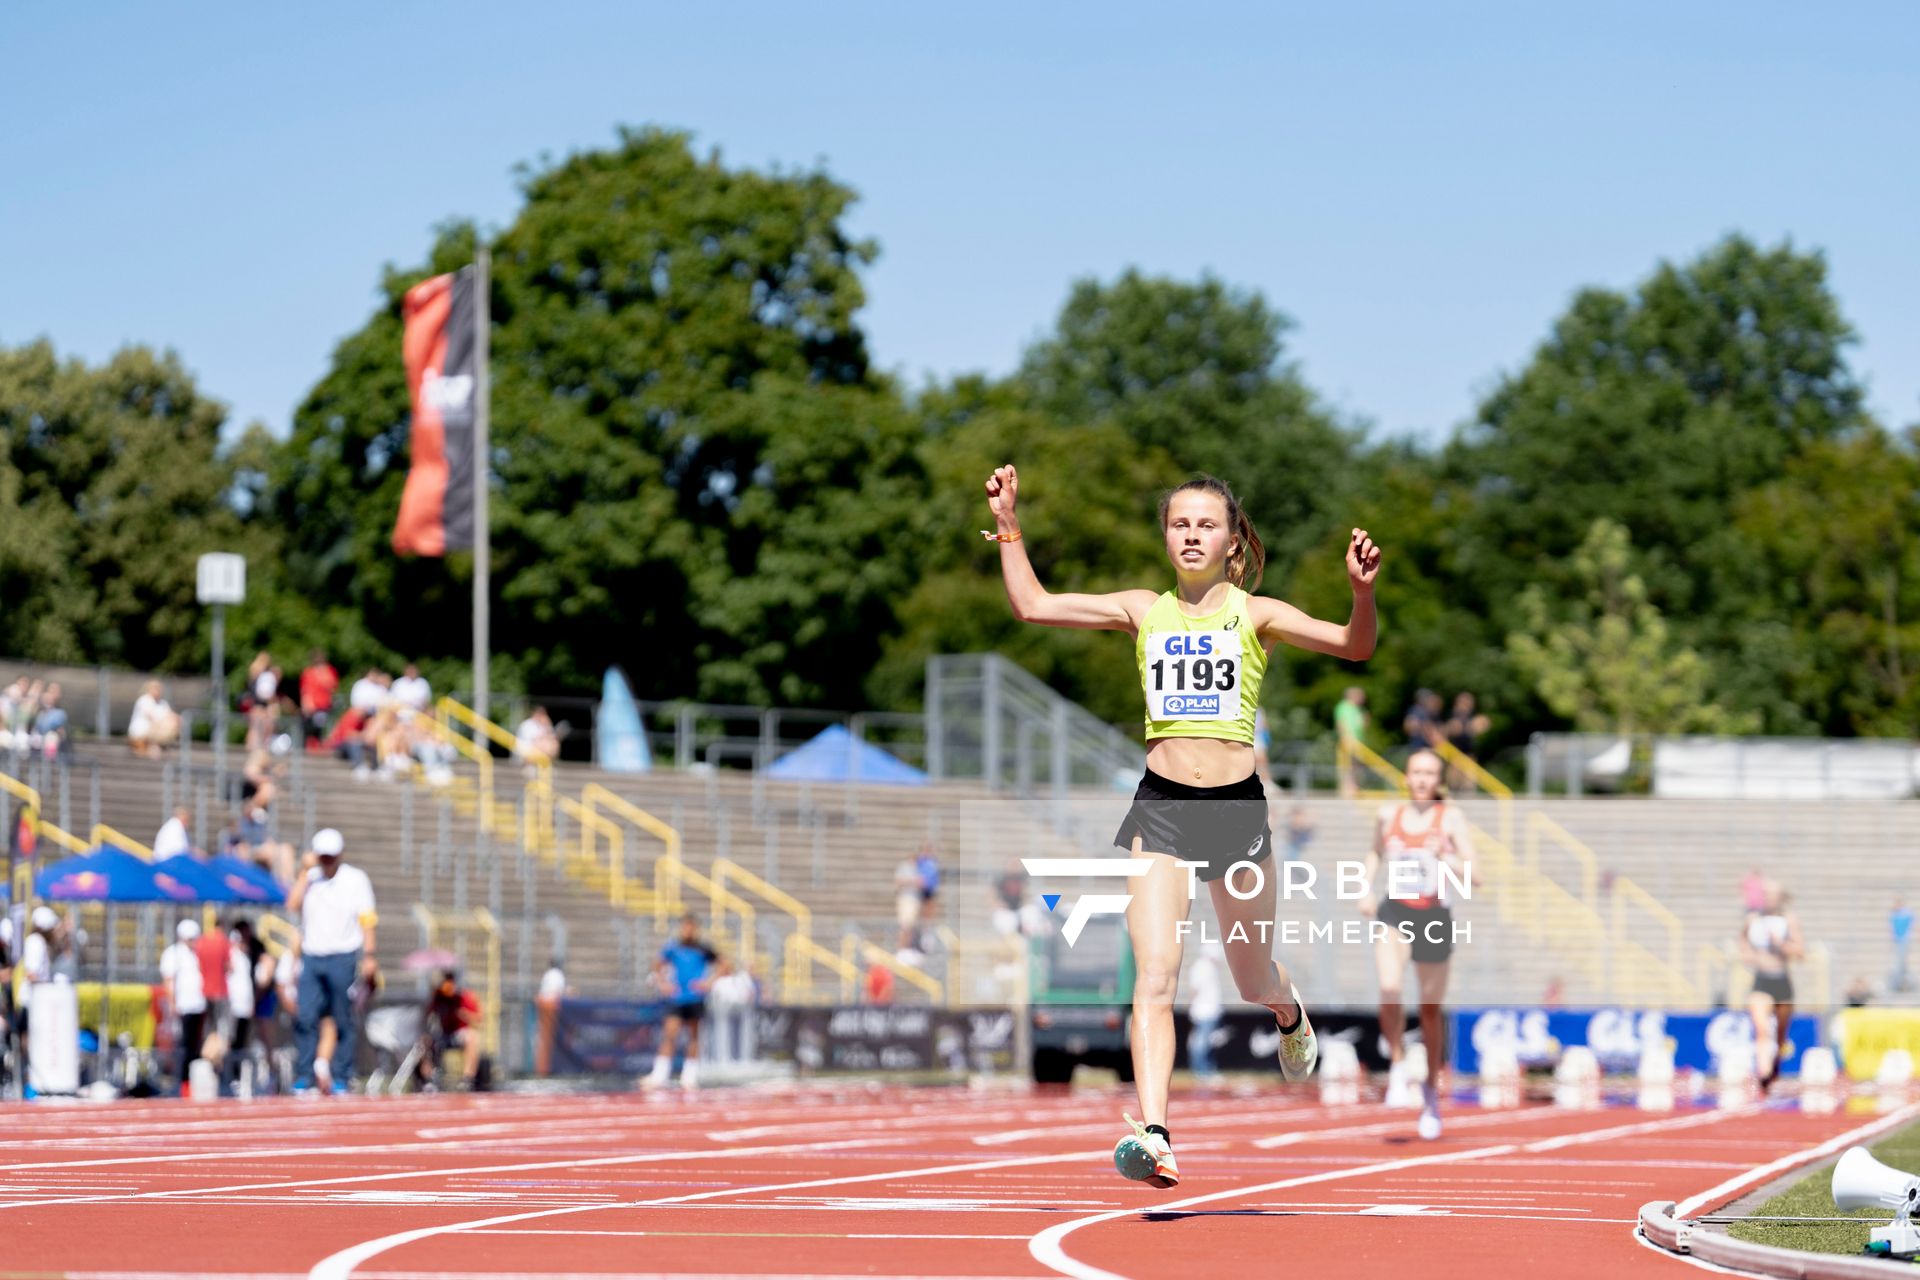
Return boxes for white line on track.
[1671,1097,1920,1219]
[305,1146,1127,1280]
[1027,1102,1771,1280]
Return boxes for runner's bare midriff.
[1146,736,1257,788]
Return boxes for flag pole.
[473,247,491,728]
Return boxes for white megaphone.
[1832,1146,1920,1257]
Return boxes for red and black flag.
[393,268,480,556]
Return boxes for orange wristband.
[979,529,1022,543]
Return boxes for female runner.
[1739,881,1802,1089]
[1359,747,1474,1140]
[985,464,1381,1187]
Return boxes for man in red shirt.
[194,918,231,1023]
[299,650,340,750]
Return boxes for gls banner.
[1451,1006,1825,1076]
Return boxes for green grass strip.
[1726,1113,1920,1256]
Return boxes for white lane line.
[460,1229,1035,1239]
[1672,1097,1920,1219]
[307,1146,1123,1280]
[1028,1102,1765,1280]
[0,1133,934,1212]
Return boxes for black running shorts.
[1112,768,1272,883]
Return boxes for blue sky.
[2,2,1914,443]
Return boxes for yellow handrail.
[1610,877,1694,1004]
[842,934,942,1002]
[552,791,636,909]
[1524,811,1600,907]
[934,925,1027,1010]
[785,932,860,1004]
[91,824,154,860]
[410,904,503,1059]
[581,784,682,912]
[1335,736,1407,801]
[33,820,88,856]
[436,696,527,759]
[258,912,300,959]
[652,855,757,970]
[1431,737,1514,852]
[713,858,815,1003]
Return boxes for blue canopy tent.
[37,845,248,1086]
[197,855,284,904]
[765,724,927,785]
[153,856,261,905]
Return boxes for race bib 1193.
[1143,629,1241,721]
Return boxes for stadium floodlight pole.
[473,246,491,731]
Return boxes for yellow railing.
[935,926,1029,1009]
[1335,737,1404,802]
[581,783,679,878]
[712,858,814,998]
[785,932,860,1004]
[1610,877,1695,1005]
[1431,738,1514,852]
[258,912,300,959]
[651,855,758,970]
[0,774,87,856]
[1524,811,1600,906]
[842,935,942,1002]
[91,824,153,859]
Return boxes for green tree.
[869,376,1184,728]
[1507,518,1755,736]
[261,128,922,705]
[1015,270,1359,576]
[0,340,248,669]
[1723,428,1920,735]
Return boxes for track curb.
[1638,1200,1900,1279]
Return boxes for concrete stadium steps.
[1524,795,1920,1008]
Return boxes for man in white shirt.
[285,828,378,1093]
[389,664,431,713]
[348,670,391,716]
[159,919,209,1093]
[152,806,193,860]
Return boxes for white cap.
[31,906,57,931]
[176,919,200,941]
[312,828,345,857]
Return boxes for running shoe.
[1417,1082,1442,1140]
[1276,984,1318,1082]
[1114,1113,1179,1188]
[1384,1059,1413,1108]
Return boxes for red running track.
[0,1082,1907,1280]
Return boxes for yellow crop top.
[1134,585,1266,744]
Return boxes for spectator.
[195,913,232,1029]
[153,806,194,860]
[348,668,391,716]
[1443,692,1492,791]
[914,841,941,924]
[34,683,68,758]
[4,678,44,751]
[534,958,568,1077]
[326,705,373,777]
[1334,686,1368,798]
[894,857,922,939]
[226,917,268,1086]
[513,706,562,765]
[1892,895,1914,993]
[287,828,378,1095]
[1186,941,1225,1079]
[1284,806,1316,861]
[298,650,339,750]
[18,906,60,1068]
[1402,688,1443,750]
[1741,866,1768,913]
[237,800,293,886]
[708,957,757,1064]
[864,958,895,1005]
[243,653,283,713]
[128,680,180,759]
[1846,975,1875,1008]
[390,663,431,714]
[991,860,1035,938]
[417,969,482,1091]
[159,919,209,1093]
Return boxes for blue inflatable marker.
[597,667,651,773]
[1042,894,1061,911]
